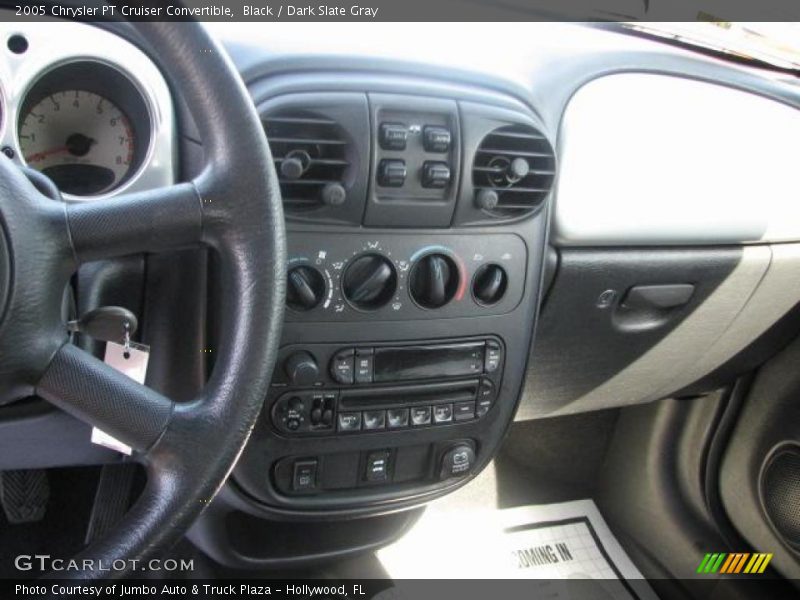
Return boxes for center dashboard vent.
[472,124,555,218]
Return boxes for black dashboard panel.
[229,74,553,516]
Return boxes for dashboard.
[232,77,551,514]
[3,18,800,571]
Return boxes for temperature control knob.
[473,264,508,305]
[342,254,397,310]
[410,253,459,309]
[287,265,326,311]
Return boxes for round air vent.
[263,110,352,213]
[472,124,555,218]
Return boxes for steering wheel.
[0,22,285,576]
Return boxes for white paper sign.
[90,341,150,456]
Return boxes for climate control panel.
[284,233,526,322]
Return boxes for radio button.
[454,401,476,422]
[331,349,355,385]
[477,380,495,417]
[485,341,502,373]
[337,411,362,432]
[387,408,410,429]
[363,410,386,430]
[411,406,432,426]
[433,404,453,424]
[467,345,485,374]
[354,348,374,384]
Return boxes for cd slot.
[339,379,479,410]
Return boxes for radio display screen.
[373,342,485,382]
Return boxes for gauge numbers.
[19,90,136,196]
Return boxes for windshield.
[623,22,800,71]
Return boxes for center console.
[221,73,555,521]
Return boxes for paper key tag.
[91,341,151,456]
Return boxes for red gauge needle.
[25,146,69,163]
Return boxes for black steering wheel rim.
[0,22,286,576]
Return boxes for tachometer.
[19,90,136,196]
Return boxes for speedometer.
[19,90,136,196]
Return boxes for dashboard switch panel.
[365,94,460,227]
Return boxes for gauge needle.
[25,146,69,163]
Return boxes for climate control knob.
[410,253,459,309]
[473,264,508,305]
[342,254,397,310]
[287,265,326,311]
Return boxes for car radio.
[270,338,504,437]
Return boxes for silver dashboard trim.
[554,73,800,246]
[0,21,175,201]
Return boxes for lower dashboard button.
[337,412,362,432]
[292,459,318,491]
[387,408,410,429]
[454,401,476,422]
[433,403,453,424]
[363,410,386,430]
[410,406,432,426]
[365,450,391,482]
[440,444,475,480]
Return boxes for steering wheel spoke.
[36,343,174,453]
[65,181,203,263]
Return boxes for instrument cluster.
[0,21,175,200]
